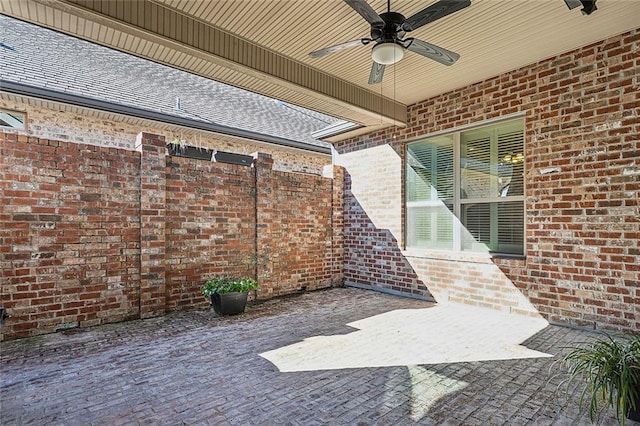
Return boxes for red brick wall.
[344,171,433,300]
[256,154,338,297]
[335,29,639,332]
[139,133,167,318]
[165,156,255,310]
[0,134,141,339]
[1,133,343,340]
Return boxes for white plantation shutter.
[406,119,524,255]
[435,145,454,199]
[497,129,524,197]
[406,150,432,202]
[494,126,525,254]
[407,206,432,246]
[497,201,524,254]
[461,134,492,199]
[438,202,455,243]
[462,203,491,250]
[406,137,454,249]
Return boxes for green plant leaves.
[201,276,259,297]
[561,333,640,425]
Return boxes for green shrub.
[561,333,640,425]
[201,276,259,298]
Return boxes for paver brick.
[0,288,635,425]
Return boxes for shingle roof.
[0,15,340,151]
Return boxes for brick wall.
[336,144,425,298]
[334,29,639,332]
[165,156,255,310]
[1,132,343,340]
[343,168,433,300]
[256,154,337,297]
[0,133,141,339]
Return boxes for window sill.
[490,253,526,261]
[403,248,525,264]
[402,248,494,264]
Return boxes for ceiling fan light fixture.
[371,42,404,65]
[309,0,470,84]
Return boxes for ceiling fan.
[309,0,471,84]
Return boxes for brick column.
[331,165,345,286]
[137,133,167,318]
[254,152,274,299]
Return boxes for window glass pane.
[461,121,524,199]
[461,129,493,199]
[406,135,454,249]
[461,201,524,255]
[438,201,455,246]
[497,129,524,197]
[406,135,453,201]
[0,110,26,130]
[462,203,491,251]
[406,202,454,250]
[497,201,524,254]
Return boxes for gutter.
[0,80,332,155]
[311,120,362,140]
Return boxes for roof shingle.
[0,16,339,150]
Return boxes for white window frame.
[0,109,27,130]
[405,117,526,256]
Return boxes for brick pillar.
[332,165,345,286]
[137,133,166,318]
[254,152,274,299]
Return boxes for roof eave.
[0,80,332,155]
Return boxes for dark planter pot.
[211,292,249,316]
[628,392,640,422]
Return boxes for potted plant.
[201,276,259,316]
[561,333,640,425]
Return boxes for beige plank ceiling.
[158,0,639,105]
[2,0,639,138]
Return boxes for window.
[406,119,524,255]
[0,109,26,130]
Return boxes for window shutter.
[435,145,454,199]
[406,139,454,249]
[497,130,524,197]
[437,202,454,246]
[461,134,492,199]
[407,206,431,246]
[462,203,491,250]
[406,150,432,202]
[497,201,524,255]
[406,119,524,255]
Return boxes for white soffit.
[1,0,638,129]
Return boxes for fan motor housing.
[373,11,406,41]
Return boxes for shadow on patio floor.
[0,287,627,425]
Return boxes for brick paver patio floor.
[0,287,633,425]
